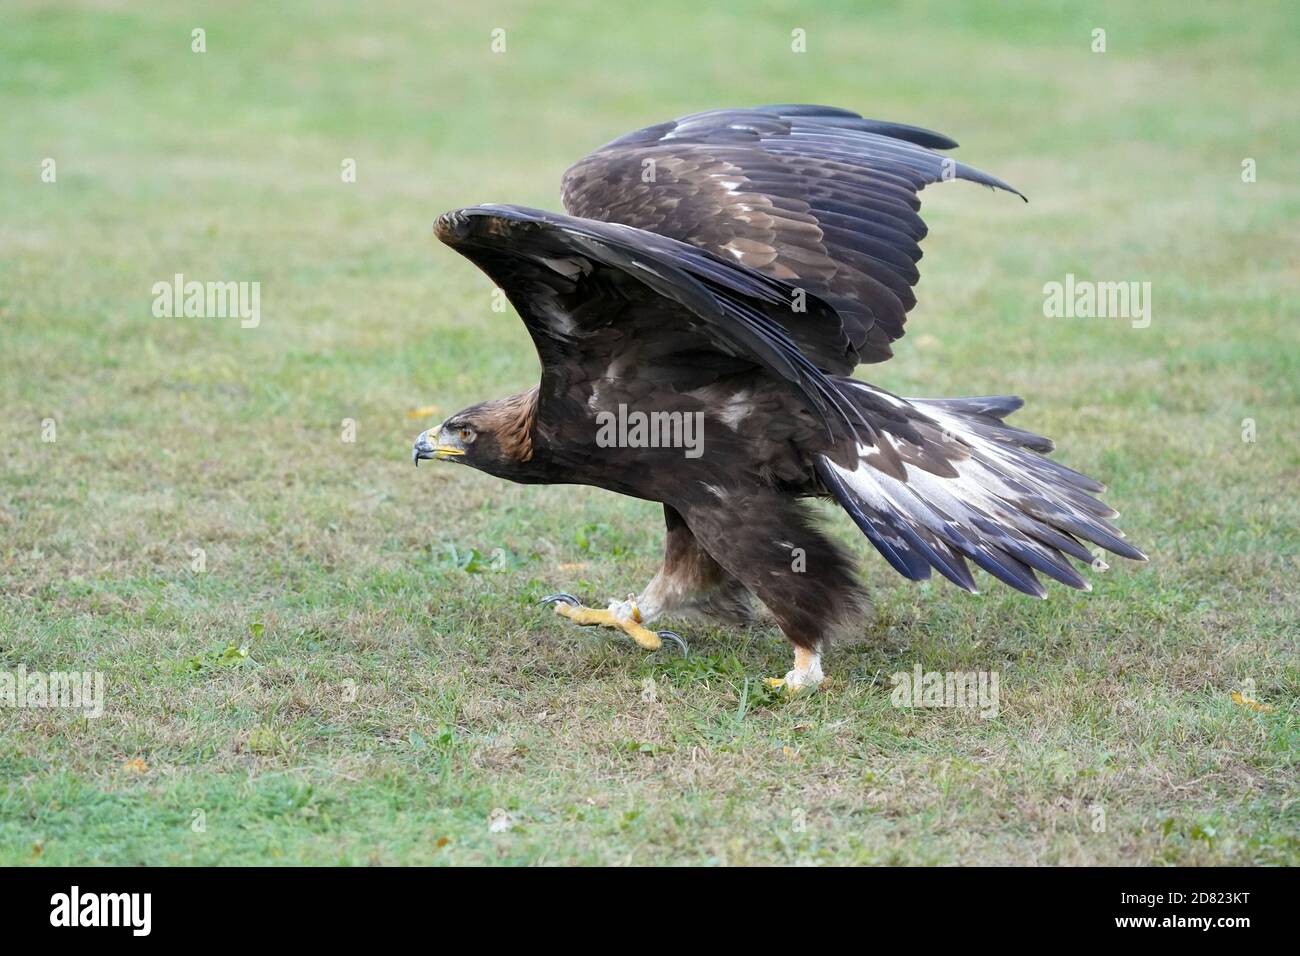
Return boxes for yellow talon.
[622,621,663,650]
[553,602,662,650]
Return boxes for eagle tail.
[817,381,1146,597]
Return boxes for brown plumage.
[413,105,1143,689]
[478,386,538,463]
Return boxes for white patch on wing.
[920,405,1072,510]
[827,425,1020,546]
[539,256,588,280]
[718,390,751,428]
[536,299,577,336]
[620,256,666,281]
[820,390,1107,595]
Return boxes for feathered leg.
[541,506,750,654]
[678,492,868,692]
[635,505,755,625]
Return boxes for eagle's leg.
[679,493,868,694]
[539,505,753,654]
[633,505,756,626]
[767,646,826,692]
[541,595,676,651]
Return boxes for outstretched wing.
[433,204,861,438]
[562,104,1025,369]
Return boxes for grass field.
[1,0,1296,865]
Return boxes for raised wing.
[561,104,1025,368]
[433,204,863,439]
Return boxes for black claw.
[539,592,581,607]
[656,630,688,656]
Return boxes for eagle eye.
[458,426,476,443]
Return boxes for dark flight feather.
[435,204,867,441]
[562,104,1026,368]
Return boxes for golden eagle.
[414,105,1145,691]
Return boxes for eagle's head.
[412,387,539,481]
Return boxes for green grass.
[1,0,1296,865]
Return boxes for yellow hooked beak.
[412,429,466,465]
